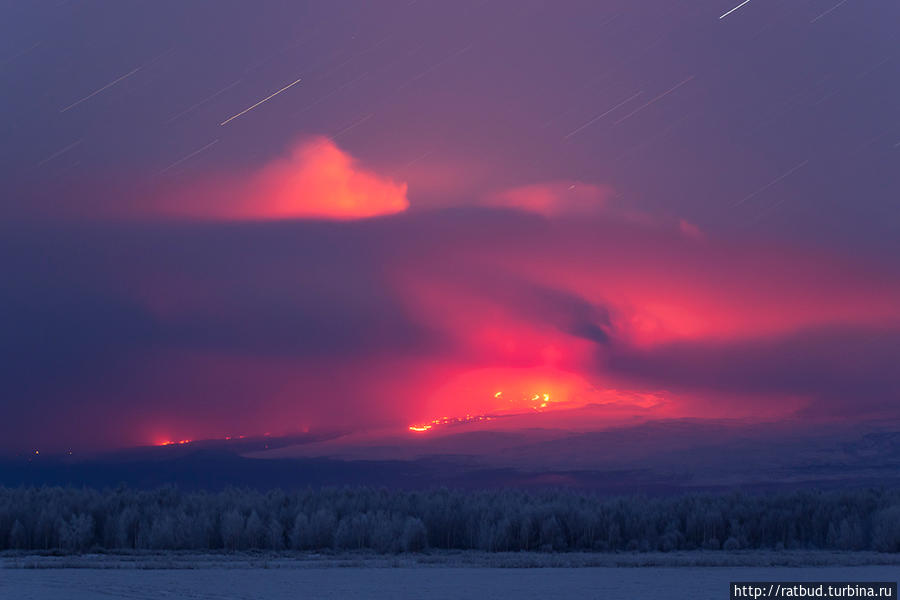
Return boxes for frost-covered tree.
[244,511,265,549]
[8,519,27,549]
[0,485,899,553]
[267,518,284,550]
[308,508,336,549]
[59,514,94,552]
[400,517,428,552]
[872,506,900,552]
[290,512,310,550]
[220,509,244,551]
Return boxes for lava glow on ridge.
[408,389,564,433]
[408,414,495,433]
[156,439,192,446]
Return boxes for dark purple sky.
[2,0,899,453]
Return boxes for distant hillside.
[2,420,899,492]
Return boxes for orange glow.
[153,432,266,446]
[147,430,294,448]
[408,413,495,433]
[157,439,192,446]
[162,137,408,221]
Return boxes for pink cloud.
[678,218,703,239]
[486,181,614,217]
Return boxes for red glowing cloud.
[162,137,408,220]
[6,183,900,452]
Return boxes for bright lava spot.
[157,439,192,446]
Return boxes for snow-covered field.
[2,554,899,600]
[2,565,898,600]
[4,550,900,569]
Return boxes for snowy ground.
[4,550,900,569]
[1,565,898,600]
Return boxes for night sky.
[2,0,899,453]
